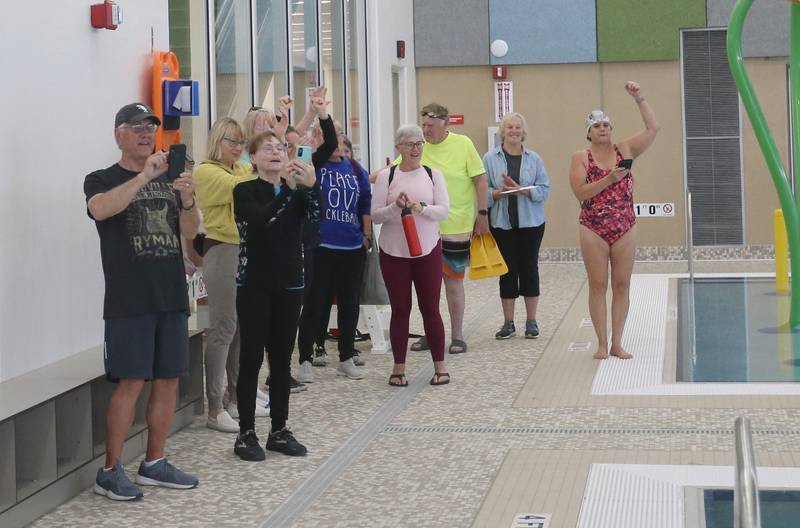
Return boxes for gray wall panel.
[708,0,789,57]
[414,0,490,66]
[489,0,596,64]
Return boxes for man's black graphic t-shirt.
[84,164,190,319]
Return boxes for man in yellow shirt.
[411,103,488,354]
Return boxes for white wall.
[0,1,169,381]
[366,0,417,166]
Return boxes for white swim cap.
[586,110,611,134]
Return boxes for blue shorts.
[104,311,189,381]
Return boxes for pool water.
[703,489,800,527]
[678,278,800,382]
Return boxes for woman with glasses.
[483,112,550,340]
[232,131,320,461]
[371,125,451,387]
[295,100,372,384]
[194,117,267,433]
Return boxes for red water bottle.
[401,208,422,256]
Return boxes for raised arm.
[618,81,660,159]
[87,151,165,221]
[233,182,292,229]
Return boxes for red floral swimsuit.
[578,146,635,246]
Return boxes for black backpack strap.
[388,164,432,186]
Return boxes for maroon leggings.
[379,242,445,364]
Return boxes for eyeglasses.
[118,122,158,133]
[223,137,247,148]
[421,111,447,120]
[258,144,288,153]
[399,141,425,149]
[249,106,264,112]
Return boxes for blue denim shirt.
[483,146,550,229]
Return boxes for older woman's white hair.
[395,124,424,146]
[498,112,528,143]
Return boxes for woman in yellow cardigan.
[194,117,267,432]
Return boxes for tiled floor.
[29,259,800,528]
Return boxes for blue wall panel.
[414,0,490,67]
[708,0,789,58]
[489,0,596,65]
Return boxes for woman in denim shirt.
[483,112,550,340]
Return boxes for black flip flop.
[410,336,429,351]
[430,372,450,386]
[388,374,408,387]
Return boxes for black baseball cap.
[114,103,161,128]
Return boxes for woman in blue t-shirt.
[296,127,372,383]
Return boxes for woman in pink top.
[372,125,450,386]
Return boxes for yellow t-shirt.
[194,160,255,244]
[420,132,485,235]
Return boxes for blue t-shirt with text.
[317,158,372,249]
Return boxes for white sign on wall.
[494,81,513,122]
[634,202,675,217]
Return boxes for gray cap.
[114,103,161,128]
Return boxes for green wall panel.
[597,0,707,62]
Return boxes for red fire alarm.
[396,40,406,59]
[91,1,123,30]
[492,65,507,80]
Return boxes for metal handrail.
[734,416,762,528]
[686,191,694,280]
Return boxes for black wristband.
[478,209,488,216]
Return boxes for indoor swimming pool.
[678,277,800,383]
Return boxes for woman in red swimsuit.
[569,81,659,360]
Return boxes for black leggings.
[492,224,546,299]
[298,246,365,363]
[236,286,302,433]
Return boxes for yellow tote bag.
[468,232,508,280]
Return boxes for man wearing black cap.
[84,102,200,501]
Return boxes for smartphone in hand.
[296,145,312,164]
[166,144,187,181]
[617,158,633,170]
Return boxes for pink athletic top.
[578,145,636,246]
[371,165,450,258]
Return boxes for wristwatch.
[478,209,489,216]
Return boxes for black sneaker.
[495,321,516,339]
[525,320,540,339]
[234,430,266,461]
[312,345,328,367]
[266,428,307,456]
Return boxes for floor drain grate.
[383,425,800,436]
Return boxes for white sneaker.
[254,403,270,418]
[256,388,270,405]
[336,358,365,380]
[226,403,239,419]
[206,410,239,433]
[297,361,314,383]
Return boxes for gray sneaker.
[495,321,516,339]
[297,360,314,383]
[94,464,143,501]
[352,350,365,366]
[525,320,540,339]
[312,345,328,367]
[336,358,365,380]
[135,459,198,489]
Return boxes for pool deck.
[29,259,800,528]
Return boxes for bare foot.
[593,345,609,360]
[609,344,633,359]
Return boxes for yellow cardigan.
[194,160,255,244]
